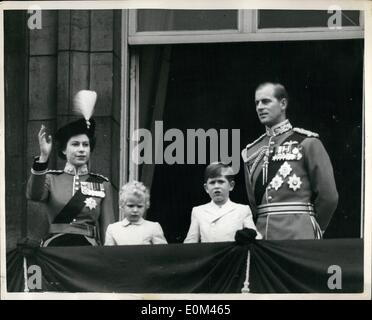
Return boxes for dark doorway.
[141,40,363,242]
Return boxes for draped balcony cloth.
[6,239,363,293]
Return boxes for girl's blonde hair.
[119,180,150,209]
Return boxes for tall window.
[129,9,363,44]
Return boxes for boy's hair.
[119,180,150,209]
[204,162,235,183]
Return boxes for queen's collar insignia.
[64,163,89,176]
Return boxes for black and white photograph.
[1,0,371,301]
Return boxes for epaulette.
[241,148,250,162]
[46,169,64,175]
[244,133,266,150]
[89,172,109,182]
[241,133,266,162]
[293,127,319,138]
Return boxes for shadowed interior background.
[144,41,363,242]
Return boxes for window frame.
[128,9,364,45]
[255,9,364,33]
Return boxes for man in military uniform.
[242,82,338,240]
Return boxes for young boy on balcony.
[184,162,262,243]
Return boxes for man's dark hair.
[204,162,234,183]
[256,82,289,103]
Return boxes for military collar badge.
[266,120,293,137]
[64,163,89,176]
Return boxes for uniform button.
[267,196,273,201]
[75,182,80,185]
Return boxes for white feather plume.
[73,90,97,123]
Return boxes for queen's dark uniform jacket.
[241,120,339,240]
[26,158,115,245]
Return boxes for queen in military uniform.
[26,91,115,246]
[242,82,339,240]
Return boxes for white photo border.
[0,0,371,300]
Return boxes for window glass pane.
[258,10,360,29]
[137,10,238,32]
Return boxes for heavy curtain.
[7,239,363,293]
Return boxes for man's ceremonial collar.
[266,119,292,137]
[64,162,89,176]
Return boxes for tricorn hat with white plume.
[73,90,97,129]
[54,90,97,159]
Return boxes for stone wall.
[5,10,124,249]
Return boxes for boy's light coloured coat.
[184,199,261,243]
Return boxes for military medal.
[84,197,97,210]
[81,182,105,198]
[279,161,292,178]
[292,147,302,160]
[270,175,284,191]
[272,140,303,161]
[288,174,302,191]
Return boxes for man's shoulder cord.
[245,133,266,150]
[46,170,64,175]
[242,133,266,162]
[293,127,319,138]
[89,172,109,183]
